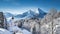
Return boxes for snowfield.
[8,26,31,34]
[0,28,12,34]
[0,26,31,34]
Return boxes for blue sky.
[0,0,60,14]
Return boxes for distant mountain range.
[4,8,47,20]
[4,12,14,18]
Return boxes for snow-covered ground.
[0,26,31,34]
[8,26,31,34]
[0,18,31,34]
[0,28,12,34]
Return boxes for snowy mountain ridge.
[4,8,47,21]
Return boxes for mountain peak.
[38,8,47,18]
[38,8,46,13]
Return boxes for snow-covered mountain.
[14,10,37,19]
[38,8,47,18]
[4,12,14,18]
[15,8,47,19]
[4,8,47,20]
